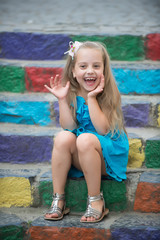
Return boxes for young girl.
[44,41,129,223]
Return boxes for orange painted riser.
[134,182,160,213]
[28,226,111,240]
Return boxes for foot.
[45,199,64,219]
[80,199,104,222]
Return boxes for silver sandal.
[80,192,109,223]
[44,193,70,221]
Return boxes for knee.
[76,134,95,153]
[54,131,76,150]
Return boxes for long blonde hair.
[62,41,126,135]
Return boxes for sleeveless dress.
[67,96,129,182]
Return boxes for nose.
[87,66,94,74]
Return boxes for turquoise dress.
[67,96,129,182]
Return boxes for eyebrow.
[78,62,102,64]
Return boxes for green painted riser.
[39,179,127,212]
[0,226,25,240]
[0,66,25,92]
[71,35,145,61]
[145,140,160,168]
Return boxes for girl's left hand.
[88,74,104,98]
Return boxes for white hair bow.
[64,41,82,60]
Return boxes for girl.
[44,41,129,223]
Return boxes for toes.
[45,213,59,219]
[87,217,92,222]
[81,216,97,222]
[81,216,87,221]
[87,216,96,222]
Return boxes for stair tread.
[0,123,159,140]
[0,210,160,230]
[0,92,160,103]
[1,58,160,68]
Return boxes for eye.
[94,64,100,68]
[80,65,86,69]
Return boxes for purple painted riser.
[0,135,53,163]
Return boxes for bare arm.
[58,98,77,130]
[88,97,110,135]
[87,75,110,135]
[44,75,77,130]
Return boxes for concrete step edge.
[0,209,159,229]
[1,58,160,68]
[0,123,159,140]
[0,163,159,174]
[0,92,160,103]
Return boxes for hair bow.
[64,41,82,59]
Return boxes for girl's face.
[72,47,104,97]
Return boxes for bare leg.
[45,131,77,219]
[75,133,104,222]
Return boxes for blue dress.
[67,96,129,182]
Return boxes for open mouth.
[84,77,96,86]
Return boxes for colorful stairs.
[0,14,160,240]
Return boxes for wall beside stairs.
[0,32,160,216]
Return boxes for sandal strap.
[88,192,104,204]
[88,192,105,210]
[84,192,105,219]
[84,205,102,219]
[46,193,66,217]
[52,193,65,203]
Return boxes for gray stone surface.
[0,0,160,34]
[0,212,24,227]
[1,59,160,69]
[140,171,160,183]
[110,212,160,230]
[31,212,160,231]
[31,212,119,229]
[0,168,40,178]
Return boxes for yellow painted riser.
[128,139,145,168]
[0,177,32,207]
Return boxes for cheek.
[74,71,83,79]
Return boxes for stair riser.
[0,100,160,128]
[0,33,160,61]
[0,134,160,167]
[0,65,160,94]
[0,171,160,213]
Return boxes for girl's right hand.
[44,74,70,100]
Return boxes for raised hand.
[44,75,70,100]
[88,74,104,98]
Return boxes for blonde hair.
[62,41,126,135]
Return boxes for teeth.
[85,78,95,81]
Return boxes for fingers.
[44,84,53,93]
[50,76,54,88]
[97,74,104,92]
[65,81,70,90]
[100,74,105,89]
[54,74,59,86]
[50,74,60,88]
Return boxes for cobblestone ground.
[0,0,160,34]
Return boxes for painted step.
[0,60,160,94]
[0,164,160,213]
[0,32,160,61]
[0,211,160,240]
[0,212,28,240]
[134,171,160,213]
[0,93,160,128]
[29,213,160,240]
[0,122,160,167]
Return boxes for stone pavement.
[0,0,160,34]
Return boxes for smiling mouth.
[84,77,96,82]
[84,77,97,86]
